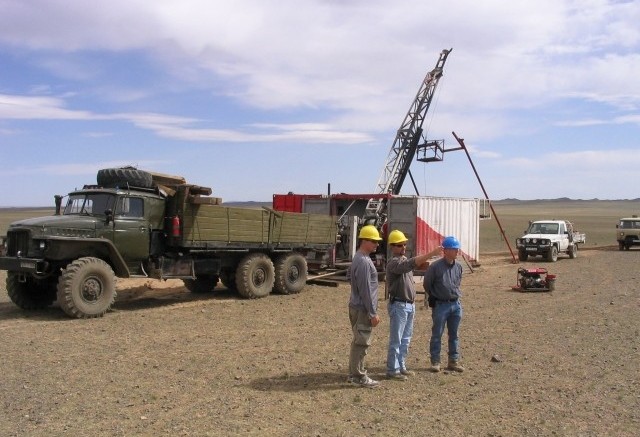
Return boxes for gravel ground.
[1,248,639,436]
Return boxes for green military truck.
[616,216,640,250]
[0,167,337,318]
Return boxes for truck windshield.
[63,193,116,216]
[620,221,640,229]
[528,223,558,234]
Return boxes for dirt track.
[1,248,639,436]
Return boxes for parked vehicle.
[0,168,337,318]
[616,216,640,250]
[515,220,585,262]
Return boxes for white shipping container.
[388,196,480,262]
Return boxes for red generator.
[512,267,556,292]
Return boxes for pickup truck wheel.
[236,253,275,299]
[57,257,116,318]
[546,246,558,262]
[97,167,153,188]
[568,244,578,259]
[183,275,219,293]
[220,269,237,290]
[273,253,308,294]
[518,250,528,262]
[618,242,624,251]
[6,272,58,310]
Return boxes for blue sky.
[1,0,639,206]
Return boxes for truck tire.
[518,250,528,262]
[220,269,237,290]
[6,272,58,310]
[546,246,558,262]
[236,253,275,299]
[568,244,578,259]
[183,275,219,293]
[618,242,624,251]
[97,167,153,188]
[57,257,116,318]
[273,253,308,294]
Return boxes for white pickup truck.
[515,220,586,262]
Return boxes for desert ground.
[1,202,640,436]
[1,247,639,436]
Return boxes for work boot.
[447,359,464,372]
[429,362,441,373]
[386,372,408,381]
[400,369,415,376]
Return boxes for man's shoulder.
[428,258,446,269]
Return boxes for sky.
[1,0,639,207]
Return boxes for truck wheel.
[97,167,153,188]
[57,257,116,318]
[6,272,58,310]
[618,242,624,251]
[220,269,237,290]
[518,250,528,262]
[546,246,558,262]
[568,244,578,259]
[236,253,275,299]
[183,275,219,293]
[273,253,308,294]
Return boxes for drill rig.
[364,48,452,227]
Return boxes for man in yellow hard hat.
[347,224,383,388]
[386,229,442,380]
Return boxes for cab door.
[112,196,150,271]
[558,222,569,250]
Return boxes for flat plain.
[1,200,639,436]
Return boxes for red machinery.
[512,267,556,292]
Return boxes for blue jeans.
[386,301,415,374]
[430,300,463,363]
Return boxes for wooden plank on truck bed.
[147,171,187,186]
[188,195,222,205]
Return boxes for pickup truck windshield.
[528,223,559,234]
[64,193,116,216]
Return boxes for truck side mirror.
[105,209,113,225]
[616,224,619,229]
[54,195,63,215]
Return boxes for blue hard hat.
[442,236,461,249]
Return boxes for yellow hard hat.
[358,225,382,241]
[388,229,408,245]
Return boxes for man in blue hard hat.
[423,235,465,372]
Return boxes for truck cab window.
[117,197,144,218]
[63,193,115,216]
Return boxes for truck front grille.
[6,230,30,257]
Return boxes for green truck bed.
[179,203,336,249]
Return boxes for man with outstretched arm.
[386,229,442,380]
